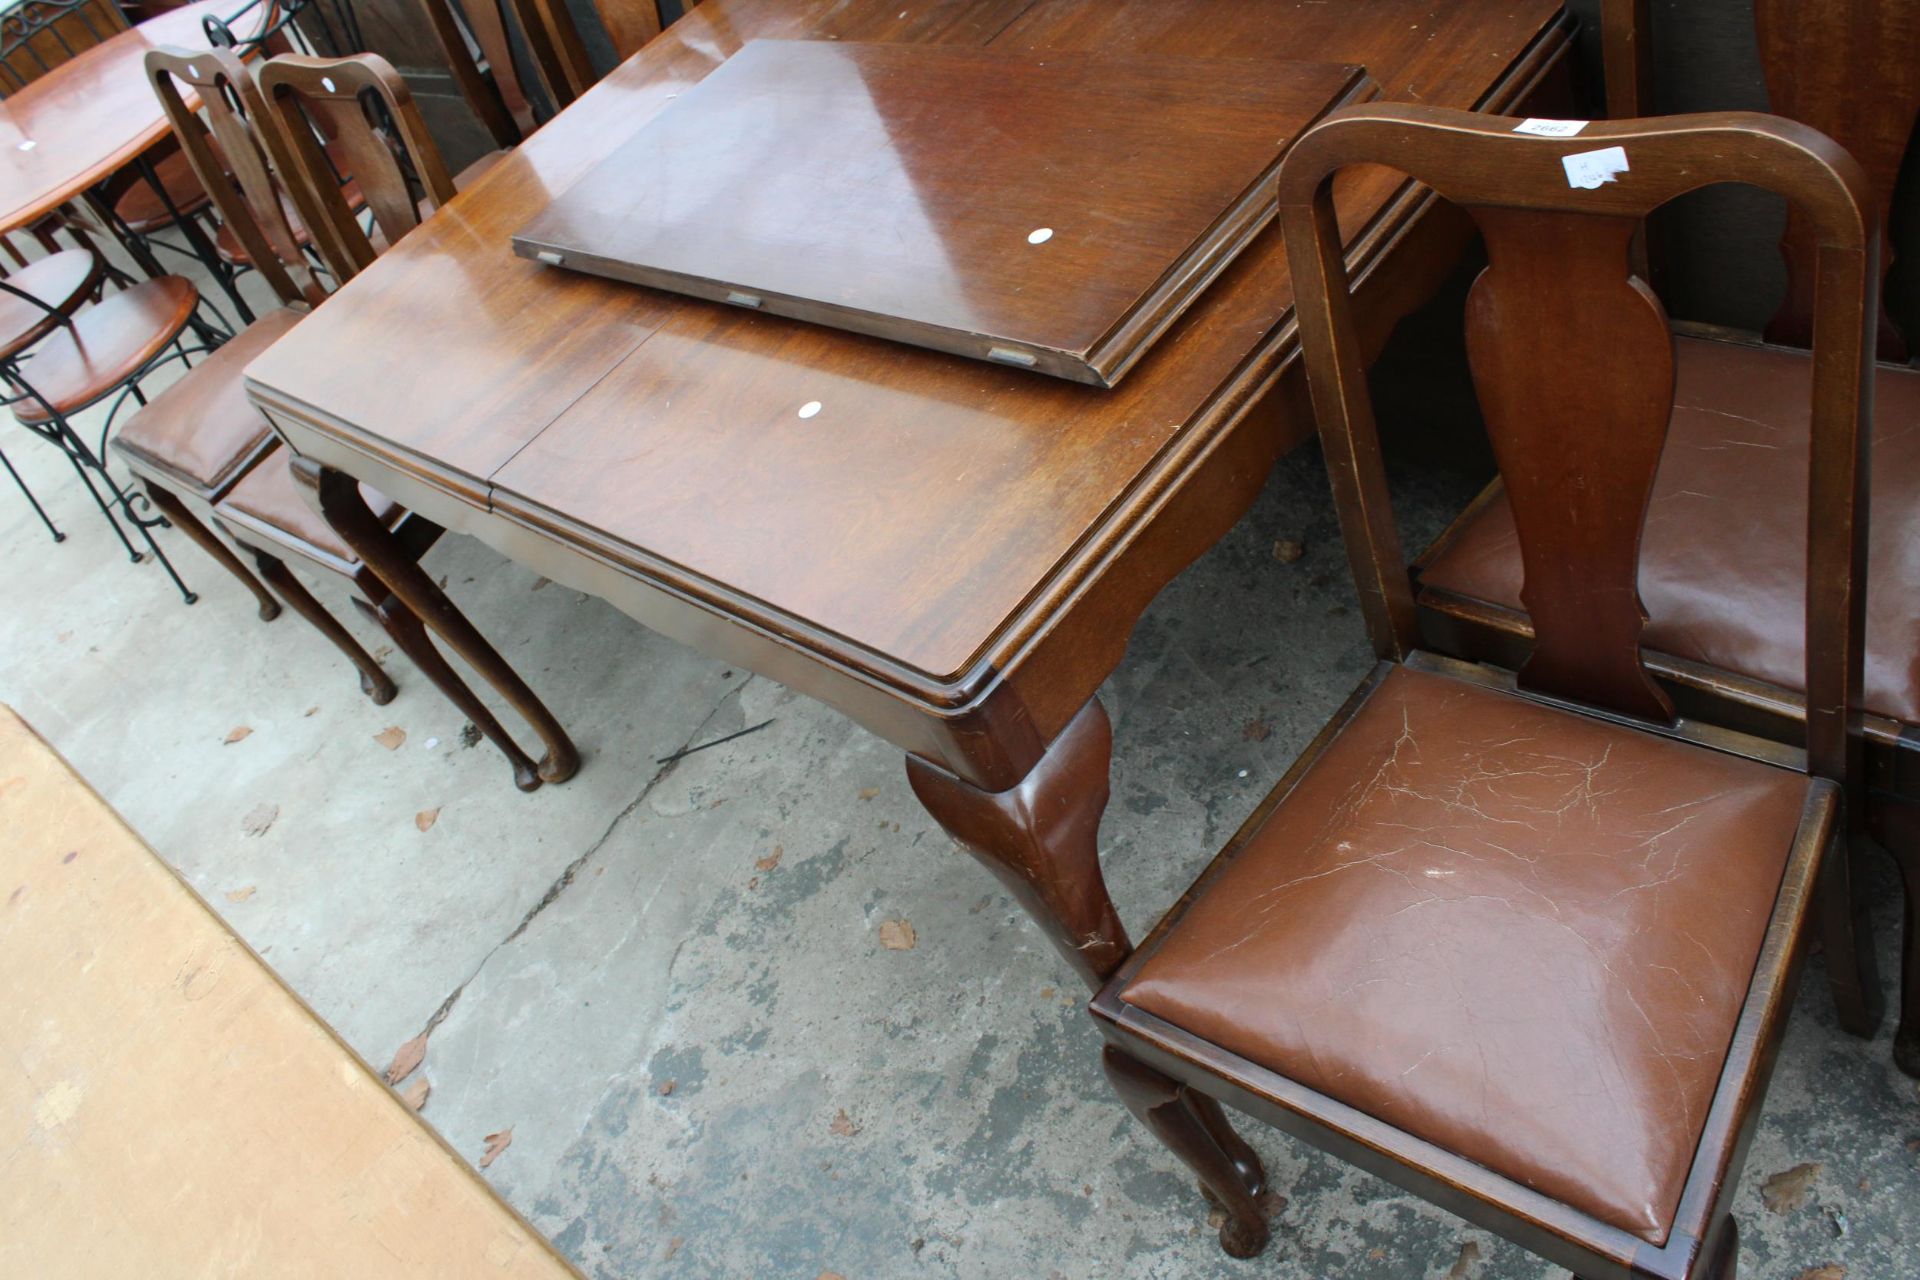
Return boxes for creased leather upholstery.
[1420,333,1920,723]
[111,307,302,498]
[219,445,401,565]
[1122,665,1806,1244]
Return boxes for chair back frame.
[1601,0,1920,358]
[1276,104,1877,793]
[145,44,327,310]
[255,52,457,286]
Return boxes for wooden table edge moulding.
[244,0,1578,992]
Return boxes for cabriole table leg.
[907,696,1130,990]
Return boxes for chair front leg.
[1101,1046,1271,1259]
[237,547,396,704]
[291,455,579,791]
[353,585,543,792]
[145,482,280,619]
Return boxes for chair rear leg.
[1872,797,1920,1077]
[363,587,543,792]
[1819,821,1885,1040]
[1101,1046,1271,1259]
[144,483,279,619]
[237,549,396,703]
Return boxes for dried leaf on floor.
[857,787,880,801]
[303,706,319,717]
[415,808,440,833]
[371,645,393,662]
[878,919,916,951]
[223,725,253,745]
[1762,1162,1822,1214]
[373,726,407,751]
[1444,1240,1482,1279]
[1794,1267,1846,1280]
[663,1238,684,1262]
[817,1273,845,1280]
[1241,717,1272,742]
[384,1032,428,1085]
[829,1109,859,1137]
[241,803,278,838]
[1271,537,1306,564]
[531,576,552,591]
[225,886,256,903]
[479,1127,513,1168]
[658,1079,676,1097]
[399,1077,430,1111]
[755,845,784,872]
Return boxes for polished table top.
[0,0,230,234]
[247,0,1568,781]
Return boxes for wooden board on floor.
[0,703,581,1279]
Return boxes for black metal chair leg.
[1,446,63,542]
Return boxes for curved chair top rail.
[1276,103,1877,789]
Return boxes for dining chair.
[1413,0,1920,1075]
[112,46,576,792]
[418,0,594,150]
[1091,104,1876,1280]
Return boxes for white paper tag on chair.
[1562,145,1630,190]
[1514,118,1586,137]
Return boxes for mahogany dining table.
[244,0,1576,992]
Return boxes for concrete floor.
[3,242,1916,1280]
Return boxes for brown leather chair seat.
[1119,663,1809,1245]
[110,306,302,497]
[10,276,199,423]
[1419,333,1920,723]
[217,445,402,569]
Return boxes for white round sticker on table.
[1027,227,1053,245]
[797,401,822,420]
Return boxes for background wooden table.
[0,0,231,236]
[246,0,1575,990]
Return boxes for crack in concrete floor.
[413,675,761,1045]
